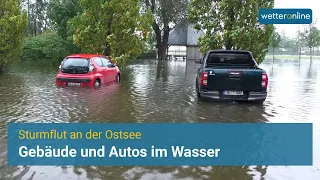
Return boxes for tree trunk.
[104,43,111,56]
[272,48,275,64]
[225,5,235,50]
[153,22,169,60]
[104,14,113,56]
[158,26,170,60]
[313,47,315,57]
[310,47,312,63]
[298,46,301,65]
[34,2,38,36]
[157,43,167,60]
[145,0,170,60]
[27,0,30,25]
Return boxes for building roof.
[168,23,204,46]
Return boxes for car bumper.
[56,77,94,87]
[200,91,267,101]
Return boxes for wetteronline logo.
[259,8,312,24]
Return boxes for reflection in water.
[0,59,320,179]
[74,166,255,180]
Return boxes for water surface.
[0,59,319,180]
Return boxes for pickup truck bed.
[196,50,268,102]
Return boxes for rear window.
[207,52,254,66]
[62,58,89,68]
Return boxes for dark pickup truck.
[196,50,268,102]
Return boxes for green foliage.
[144,31,157,52]
[299,23,320,49]
[68,0,153,66]
[143,0,189,27]
[296,29,305,48]
[48,0,81,40]
[270,31,281,50]
[21,31,79,64]
[143,0,189,60]
[0,0,28,70]
[21,0,50,36]
[278,32,299,51]
[189,0,275,64]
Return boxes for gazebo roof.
[168,23,204,46]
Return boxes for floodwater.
[0,58,319,180]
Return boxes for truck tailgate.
[206,68,263,92]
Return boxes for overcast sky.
[274,0,320,37]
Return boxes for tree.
[188,0,274,64]
[0,0,28,71]
[68,0,153,66]
[300,22,320,62]
[48,0,81,40]
[279,33,297,52]
[47,0,81,56]
[270,30,281,62]
[142,0,189,60]
[21,0,51,36]
[296,27,305,62]
[145,31,157,52]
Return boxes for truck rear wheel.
[197,89,201,99]
[255,99,266,104]
[196,80,202,99]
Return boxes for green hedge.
[21,32,79,64]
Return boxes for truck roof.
[206,50,251,54]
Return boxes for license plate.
[223,90,243,95]
[67,82,81,87]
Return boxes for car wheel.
[196,80,202,99]
[94,79,101,87]
[116,74,120,82]
[255,99,266,104]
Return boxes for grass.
[265,55,320,60]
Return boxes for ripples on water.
[0,59,319,180]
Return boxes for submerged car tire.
[255,98,266,104]
[116,74,120,82]
[196,80,202,99]
[94,79,101,87]
[197,87,201,99]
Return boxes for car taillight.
[262,73,268,88]
[200,72,208,86]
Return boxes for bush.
[21,32,79,64]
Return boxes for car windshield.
[207,52,254,66]
[62,58,89,68]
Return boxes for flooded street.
[0,59,320,180]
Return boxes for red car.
[56,54,121,87]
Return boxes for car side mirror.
[107,64,115,68]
